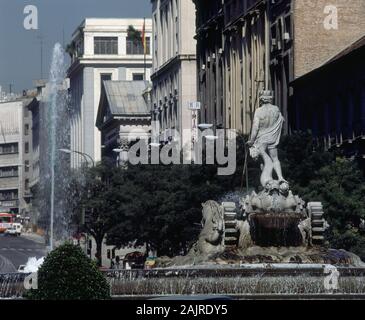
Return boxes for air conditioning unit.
[284,32,290,41]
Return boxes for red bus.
[0,213,15,233]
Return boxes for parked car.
[123,251,145,269]
[5,226,18,236]
[12,223,22,236]
[5,224,22,236]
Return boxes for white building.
[68,18,153,167]
[0,98,33,216]
[151,0,197,147]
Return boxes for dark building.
[193,0,365,136]
[291,36,365,165]
[194,0,291,134]
[194,0,225,130]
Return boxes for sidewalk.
[21,232,46,245]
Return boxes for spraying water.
[23,257,45,273]
[34,43,73,249]
[48,43,66,250]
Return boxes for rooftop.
[103,80,150,116]
[326,34,365,65]
[72,18,152,38]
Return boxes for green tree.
[279,132,365,259]
[127,25,142,40]
[77,164,134,266]
[107,163,229,257]
[71,132,365,260]
[25,243,110,300]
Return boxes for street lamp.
[59,148,95,167]
[59,148,94,257]
[149,143,161,148]
[112,148,124,153]
[205,135,219,141]
[198,123,213,130]
[113,147,129,167]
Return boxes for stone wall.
[293,0,365,78]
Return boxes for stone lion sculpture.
[194,200,225,256]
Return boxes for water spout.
[48,43,66,250]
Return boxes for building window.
[100,74,112,87]
[25,142,29,154]
[24,124,29,136]
[126,37,150,55]
[94,37,118,55]
[0,166,18,178]
[25,160,30,173]
[0,143,18,154]
[0,190,18,201]
[133,73,144,81]
[25,179,29,191]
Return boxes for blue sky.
[0,0,151,93]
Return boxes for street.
[0,234,46,273]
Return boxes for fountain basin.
[105,266,365,297]
[2,264,365,299]
[249,212,304,247]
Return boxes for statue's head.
[264,180,280,193]
[259,90,274,105]
[201,201,224,245]
[279,181,290,195]
[202,201,223,229]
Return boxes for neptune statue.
[247,90,286,187]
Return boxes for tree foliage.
[106,163,230,256]
[71,132,365,260]
[280,132,365,259]
[74,137,251,258]
[127,25,142,42]
[25,243,110,300]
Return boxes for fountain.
[0,44,74,299]
[36,43,73,249]
[2,79,364,299]
[162,91,364,268]
[0,273,28,299]
[23,257,45,273]
[107,90,365,298]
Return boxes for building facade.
[194,0,365,136]
[151,0,197,146]
[27,96,41,230]
[0,98,34,216]
[291,35,365,166]
[96,80,151,165]
[68,18,152,167]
